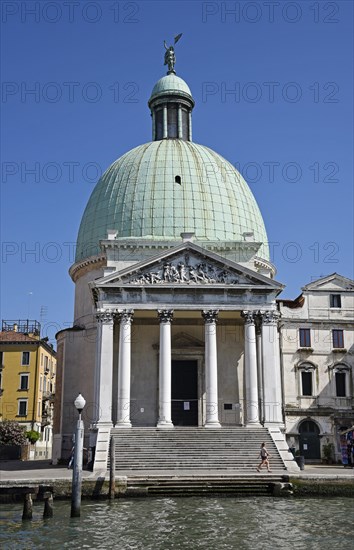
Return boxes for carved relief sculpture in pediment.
[126,253,241,286]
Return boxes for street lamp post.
[70,393,86,518]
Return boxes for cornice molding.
[69,255,106,282]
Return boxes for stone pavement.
[0,460,353,483]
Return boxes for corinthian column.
[241,311,259,425]
[259,310,283,425]
[95,311,114,425]
[157,309,174,428]
[202,310,221,428]
[116,309,134,427]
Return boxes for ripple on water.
[1,497,353,550]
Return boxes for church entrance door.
[171,360,198,426]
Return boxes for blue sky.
[1,0,353,343]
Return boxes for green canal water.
[0,497,353,549]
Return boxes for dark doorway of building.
[172,360,198,426]
[299,420,321,460]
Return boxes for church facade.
[53,53,353,471]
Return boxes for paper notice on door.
[184,402,190,410]
[303,444,308,450]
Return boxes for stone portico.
[88,241,285,471]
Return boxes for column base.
[157,421,174,429]
[245,421,261,426]
[92,421,113,429]
[205,421,221,428]
[263,422,285,430]
[114,421,132,428]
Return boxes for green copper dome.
[75,140,269,262]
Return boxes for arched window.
[296,362,317,397]
[331,363,351,398]
[299,420,320,435]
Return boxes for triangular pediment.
[302,273,354,292]
[153,331,205,351]
[93,242,283,290]
[172,332,204,348]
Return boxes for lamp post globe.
[74,393,86,414]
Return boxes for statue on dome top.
[164,33,182,74]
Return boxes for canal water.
[0,497,353,549]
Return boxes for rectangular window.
[22,351,30,366]
[299,328,311,348]
[167,104,178,138]
[43,377,47,392]
[44,356,49,372]
[41,353,43,366]
[181,109,189,140]
[20,374,29,390]
[155,109,163,140]
[301,371,313,396]
[332,329,344,348]
[0,351,3,366]
[335,372,346,397]
[18,400,27,416]
[330,294,341,308]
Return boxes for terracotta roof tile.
[0,331,39,343]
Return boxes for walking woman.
[257,442,272,472]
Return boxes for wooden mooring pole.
[22,493,33,520]
[43,492,54,518]
[0,486,54,521]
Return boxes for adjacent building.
[0,320,57,459]
[278,274,354,463]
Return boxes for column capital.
[96,309,115,323]
[241,310,256,325]
[117,309,134,324]
[202,309,219,323]
[158,309,174,323]
[258,310,280,325]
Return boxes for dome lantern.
[148,35,194,141]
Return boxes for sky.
[1,0,353,344]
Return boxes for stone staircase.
[122,475,292,497]
[110,426,287,473]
